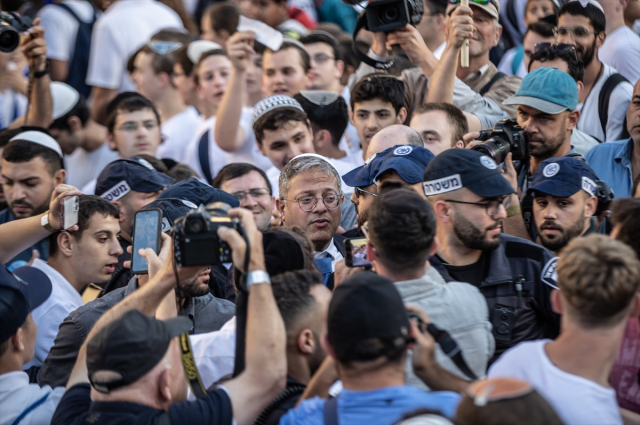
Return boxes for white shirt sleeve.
[38,6,76,61]
[606,81,633,142]
[85,21,124,89]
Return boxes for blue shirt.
[0,208,49,270]
[279,385,460,425]
[584,138,635,198]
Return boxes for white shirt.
[489,340,622,425]
[433,41,446,60]
[266,166,281,199]
[38,0,98,62]
[577,64,633,142]
[65,141,119,189]
[81,178,97,195]
[86,0,184,91]
[570,129,599,157]
[314,237,344,270]
[599,26,640,86]
[0,371,65,425]
[0,89,27,129]
[157,106,201,161]
[340,85,362,156]
[498,46,527,78]
[26,259,84,369]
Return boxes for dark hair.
[194,49,229,86]
[265,40,311,73]
[106,96,161,134]
[0,126,47,149]
[271,270,323,333]
[414,102,469,146]
[49,95,90,131]
[293,94,349,147]
[137,154,169,174]
[48,195,120,257]
[212,163,273,194]
[204,3,240,36]
[253,108,310,144]
[301,32,341,62]
[528,46,585,82]
[168,163,199,182]
[368,182,437,274]
[351,74,405,115]
[2,138,64,174]
[611,198,640,258]
[524,19,555,39]
[339,37,368,74]
[176,45,194,76]
[424,0,447,15]
[127,29,193,76]
[558,1,606,34]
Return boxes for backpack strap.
[54,3,97,23]
[323,397,340,425]
[598,73,631,141]
[11,392,50,425]
[512,46,524,76]
[479,72,507,96]
[197,130,214,184]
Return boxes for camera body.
[594,179,615,215]
[472,119,529,164]
[173,202,241,267]
[365,0,423,33]
[0,12,32,53]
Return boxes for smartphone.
[344,237,372,268]
[131,209,162,274]
[61,196,79,230]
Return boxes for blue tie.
[314,257,333,286]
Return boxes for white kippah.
[10,131,63,158]
[187,40,223,64]
[252,95,305,126]
[51,82,80,120]
[299,90,340,106]
[291,153,339,175]
[570,0,604,13]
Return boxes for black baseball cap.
[158,177,240,208]
[422,149,515,198]
[328,271,411,363]
[87,309,192,393]
[95,157,175,199]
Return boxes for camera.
[471,119,529,164]
[364,0,424,33]
[0,12,33,53]
[173,202,242,267]
[594,179,615,215]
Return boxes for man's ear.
[493,24,503,47]
[335,60,345,79]
[567,110,580,131]
[584,195,598,218]
[158,369,173,403]
[576,81,584,97]
[67,116,83,133]
[550,289,563,315]
[297,329,316,355]
[53,169,66,186]
[433,200,452,224]
[107,132,117,151]
[314,129,332,150]
[12,327,26,352]
[256,139,266,156]
[157,72,171,89]
[454,140,465,149]
[397,107,408,125]
[306,69,316,90]
[57,231,75,257]
[276,198,286,222]
[112,200,126,223]
[366,240,378,264]
[597,31,606,48]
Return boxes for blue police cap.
[527,157,599,198]
[95,157,175,200]
[137,198,198,236]
[374,145,435,185]
[157,177,239,208]
[342,152,385,188]
[422,149,515,198]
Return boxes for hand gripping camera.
[471,119,530,164]
[0,12,33,53]
[173,202,242,267]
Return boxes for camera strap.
[179,332,208,399]
[427,323,478,381]
[352,13,395,70]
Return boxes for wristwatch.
[246,270,271,287]
[506,205,522,217]
[41,211,57,233]
[34,60,50,79]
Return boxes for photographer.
[51,208,287,425]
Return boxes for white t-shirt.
[0,90,27,129]
[26,259,84,369]
[0,371,65,425]
[577,64,633,142]
[38,0,98,62]
[157,106,201,161]
[86,0,184,91]
[489,340,622,425]
[340,85,362,155]
[599,26,640,86]
[433,41,446,60]
[65,141,119,189]
[498,46,527,78]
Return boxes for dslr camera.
[0,12,32,53]
[173,202,242,267]
[471,119,529,164]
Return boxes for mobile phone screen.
[344,237,371,268]
[132,210,161,274]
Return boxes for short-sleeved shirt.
[157,107,201,162]
[585,137,634,198]
[599,26,640,85]
[38,0,98,62]
[51,383,233,425]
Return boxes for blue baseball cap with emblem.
[527,157,599,198]
[342,152,385,188]
[374,145,435,185]
[503,67,578,115]
[422,149,515,198]
[96,157,175,200]
[157,177,239,208]
[135,198,198,237]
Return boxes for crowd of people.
[0,0,640,423]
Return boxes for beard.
[453,213,502,251]
[528,119,567,160]
[577,39,597,68]
[537,214,586,253]
[356,205,369,229]
[179,267,211,298]
[10,196,50,219]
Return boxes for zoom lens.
[471,138,511,165]
[186,216,206,233]
[381,6,400,23]
[0,27,19,53]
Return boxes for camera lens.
[0,27,19,53]
[471,138,511,164]
[186,217,206,233]
[381,6,400,23]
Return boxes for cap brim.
[466,173,515,197]
[375,163,422,185]
[503,96,568,115]
[11,267,53,312]
[162,316,193,337]
[526,180,581,198]
[342,165,371,187]
[447,2,499,19]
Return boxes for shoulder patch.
[541,257,558,289]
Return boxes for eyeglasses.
[147,41,183,55]
[116,121,159,132]
[355,187,378,198]
[554,26,600,40]
[231,188,271,201]
[533,42,578,60]
[287,194,343,212]
[311,53,335,64]
[444,197,511,217]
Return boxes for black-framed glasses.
[444,197,511,217]
[534,42,578,60]
[553,26,600,40]
[355,187,378,198]
[311,53,335,64]
[287,194,343,212]
[231,188,271,201]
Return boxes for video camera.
[173,202,242,267]
[0,11,32,53]
[471,119,529,164]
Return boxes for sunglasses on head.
[148,41,183,56]
[533,43,578,60]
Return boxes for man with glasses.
[213,163,275,231]
[301,32,344,95]
[423,148,560,360]
[556,0,633,142]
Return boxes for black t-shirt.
[51,383,233,425]
[436,251,491,288]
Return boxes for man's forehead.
[224,170,269,189]
[304,42,332,53]
[1,156,48,174]
[558,13,593,29]
[263,121,308,139]
[291,170,339,189]
[85,212,120,232]
[115,108,157,123]
[354,100,394,112]
[264,48,305,69]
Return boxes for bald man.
[365,125,424,160]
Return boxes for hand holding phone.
[61,196,79,230]
[344,237,372,268]
[132,209,162,274]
